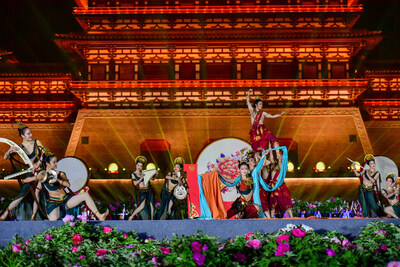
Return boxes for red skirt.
[269,183,293,213]
[250,124,279,152]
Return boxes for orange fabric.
[201,171,227,219]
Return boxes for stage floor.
[1,218,398,247]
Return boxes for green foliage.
[0,220,399,266]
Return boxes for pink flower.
[247,239,261,249]
[123,234,128,239]
[245,232,255,241]
[276,234,290,244]
[96,249,108,256]
[326,248,336,256]
[330,237,341,244]
[387,262,400,267]
[45,234,53,240]
[342,239,350,247]
[12,244,23,253]
[190,241,203,253]
[79,255,86,259]
[375,229,386,235]
[332,198,336,202]
[103,226,112,234]
[25,239,29,245]
[234,253,246,262]
[192,252,206,266]
[161,247,171,255]
[381,245,388,251]
[72,234,83,245]
[151,257,158,263]
[275,243,290,256]
[125,244,134,248]
[70,222,75,227]
[202,244,208,251]
[62,214,74,223]
[72,246,79,253]
[291,228,306,238]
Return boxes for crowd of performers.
[0,88,399,221]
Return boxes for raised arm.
[3,146,18,160]
[58,172,71,188]
[264,111,284,119]
[246,89,254,114]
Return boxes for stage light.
[297,166,301,170]
[89,167,92,171]
[287,161,294,172]
[108,163,118,174]
[122,168,126,172]
[315,161,326,172]
[104,168,108,172]
[146,163,156,170]
[350,161,362,172]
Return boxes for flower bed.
[1,219,400,266]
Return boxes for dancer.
[352,154,382,217]
[35,149,109,221]
[246,88,284,153]
[226,161,261,219]
[264,151,293,218]
[157,157,188,220]
[1,122,46,221]
[382,173,400,218]
[129,156,156,220]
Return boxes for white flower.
[301,224,314,232]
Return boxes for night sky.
[0,0,399,67]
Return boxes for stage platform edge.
[1,218,399,247]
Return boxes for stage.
[1,218,398,247]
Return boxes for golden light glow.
[146,163,156,170]
[108,163,118,173]
[315,161,326,172]
[350,161,362,172]
[287,161,294,172]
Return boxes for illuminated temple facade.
[0,0,399,176]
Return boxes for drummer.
[1,122,46,221]
[157,157,188,220]
[35,148,109,221]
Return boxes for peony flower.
[72,246,79,253]
[276,234,290,244]
[192,252,206,266]
[291,228,306,238]
[126,244,134,248]
[234,253,246,262]
[245,232,255,241]
[375,229,386,235]
[123,233,128,239]
[103,226,112,234]
[115,202,121,207]
[79,255,86,259]
[330,237,341,244]
[72,234,83,245]
[326,248,336,257]
[151,257,158,263]
[190,241,203,253]
[34,252,41,258]
[96,249,108,256]
[62,215,74,223]
[387,262,400,267]
[160,247,171,255]
[342,239,350,247]
[12,244,23,253]
[381,245,388,251]
[45,234,53,240]
[202,244,208,251]
[25,239,30,245]
[247,239,261,249]
[218,245,225,251]
[332,198,336,202]
[275,243,290,256]
[111,249,116,253]
[77,213,88,222]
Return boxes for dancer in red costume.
[226,161,261,219]
[264,149,293,218]
[247,88,284,153]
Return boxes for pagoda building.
[0,0,398,176]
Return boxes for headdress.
[364,154,375,163]
[135,155,147,166]
[174,157,185,167]
[43,147,54,157]
[12,121,29,136]
[386,172,396,180]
